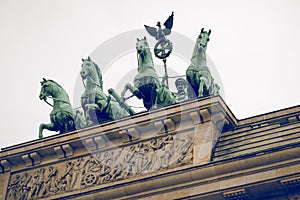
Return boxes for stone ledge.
[238,105,300,126]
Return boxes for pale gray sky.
[1,0,300,148]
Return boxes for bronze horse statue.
[80,57,129,126]
[39,79,86,138]
[186,28,219,98]
[121,37,176,110]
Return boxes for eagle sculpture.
[144,12,174,42]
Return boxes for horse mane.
[47,79,65,91]
[46,79,70,100]
[192,37,199,58]
[92,62,103,90]
[137,39,154,67]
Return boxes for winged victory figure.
[144,12,174,43]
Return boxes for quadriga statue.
[39,78,86,138]
[186,28,220,99]
[80,57,130,126]
[120,37,176,110]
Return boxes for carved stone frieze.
[6,133,193,199]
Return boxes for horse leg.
[198,76,211,97]
[64,118,75,133]
[186,69,199,98]
[39,123,58,139]
[157,85,176,106]
[84,105,98,126]
[198,80,204,97]
[84,107,92,126]
[150,84,160,109]
[120,84,128,103]
[121,83,141,101]
[120,83,130,100]
[75,110,87,129]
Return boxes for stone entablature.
[2,96,300,199]
[0,96,229,199]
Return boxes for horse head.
[136,37,150,58]
[136,37,154,69]
[196,28,211,52]
[80,56,94,80]
[80,56,103,90]
[39,78,69,103]
[39,78,52,101]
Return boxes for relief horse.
[121,37,176,110]
[80,57,129,126]
[186,28,219,98]
[39,79,83,138]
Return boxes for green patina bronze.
[186,28,220,98]
[39,79,86,139]
[38,22,222,139]
[144,12,174,60]
[80,57,129,126]
[144,12,174,88]
[121,37,176,110]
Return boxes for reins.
[87,76,102,89]
[43,98,54,107]
[43,96,71,108]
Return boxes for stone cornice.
[237,104,300,126]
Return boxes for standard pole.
[163,58,169,88]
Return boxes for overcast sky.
[1,0,300,148]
